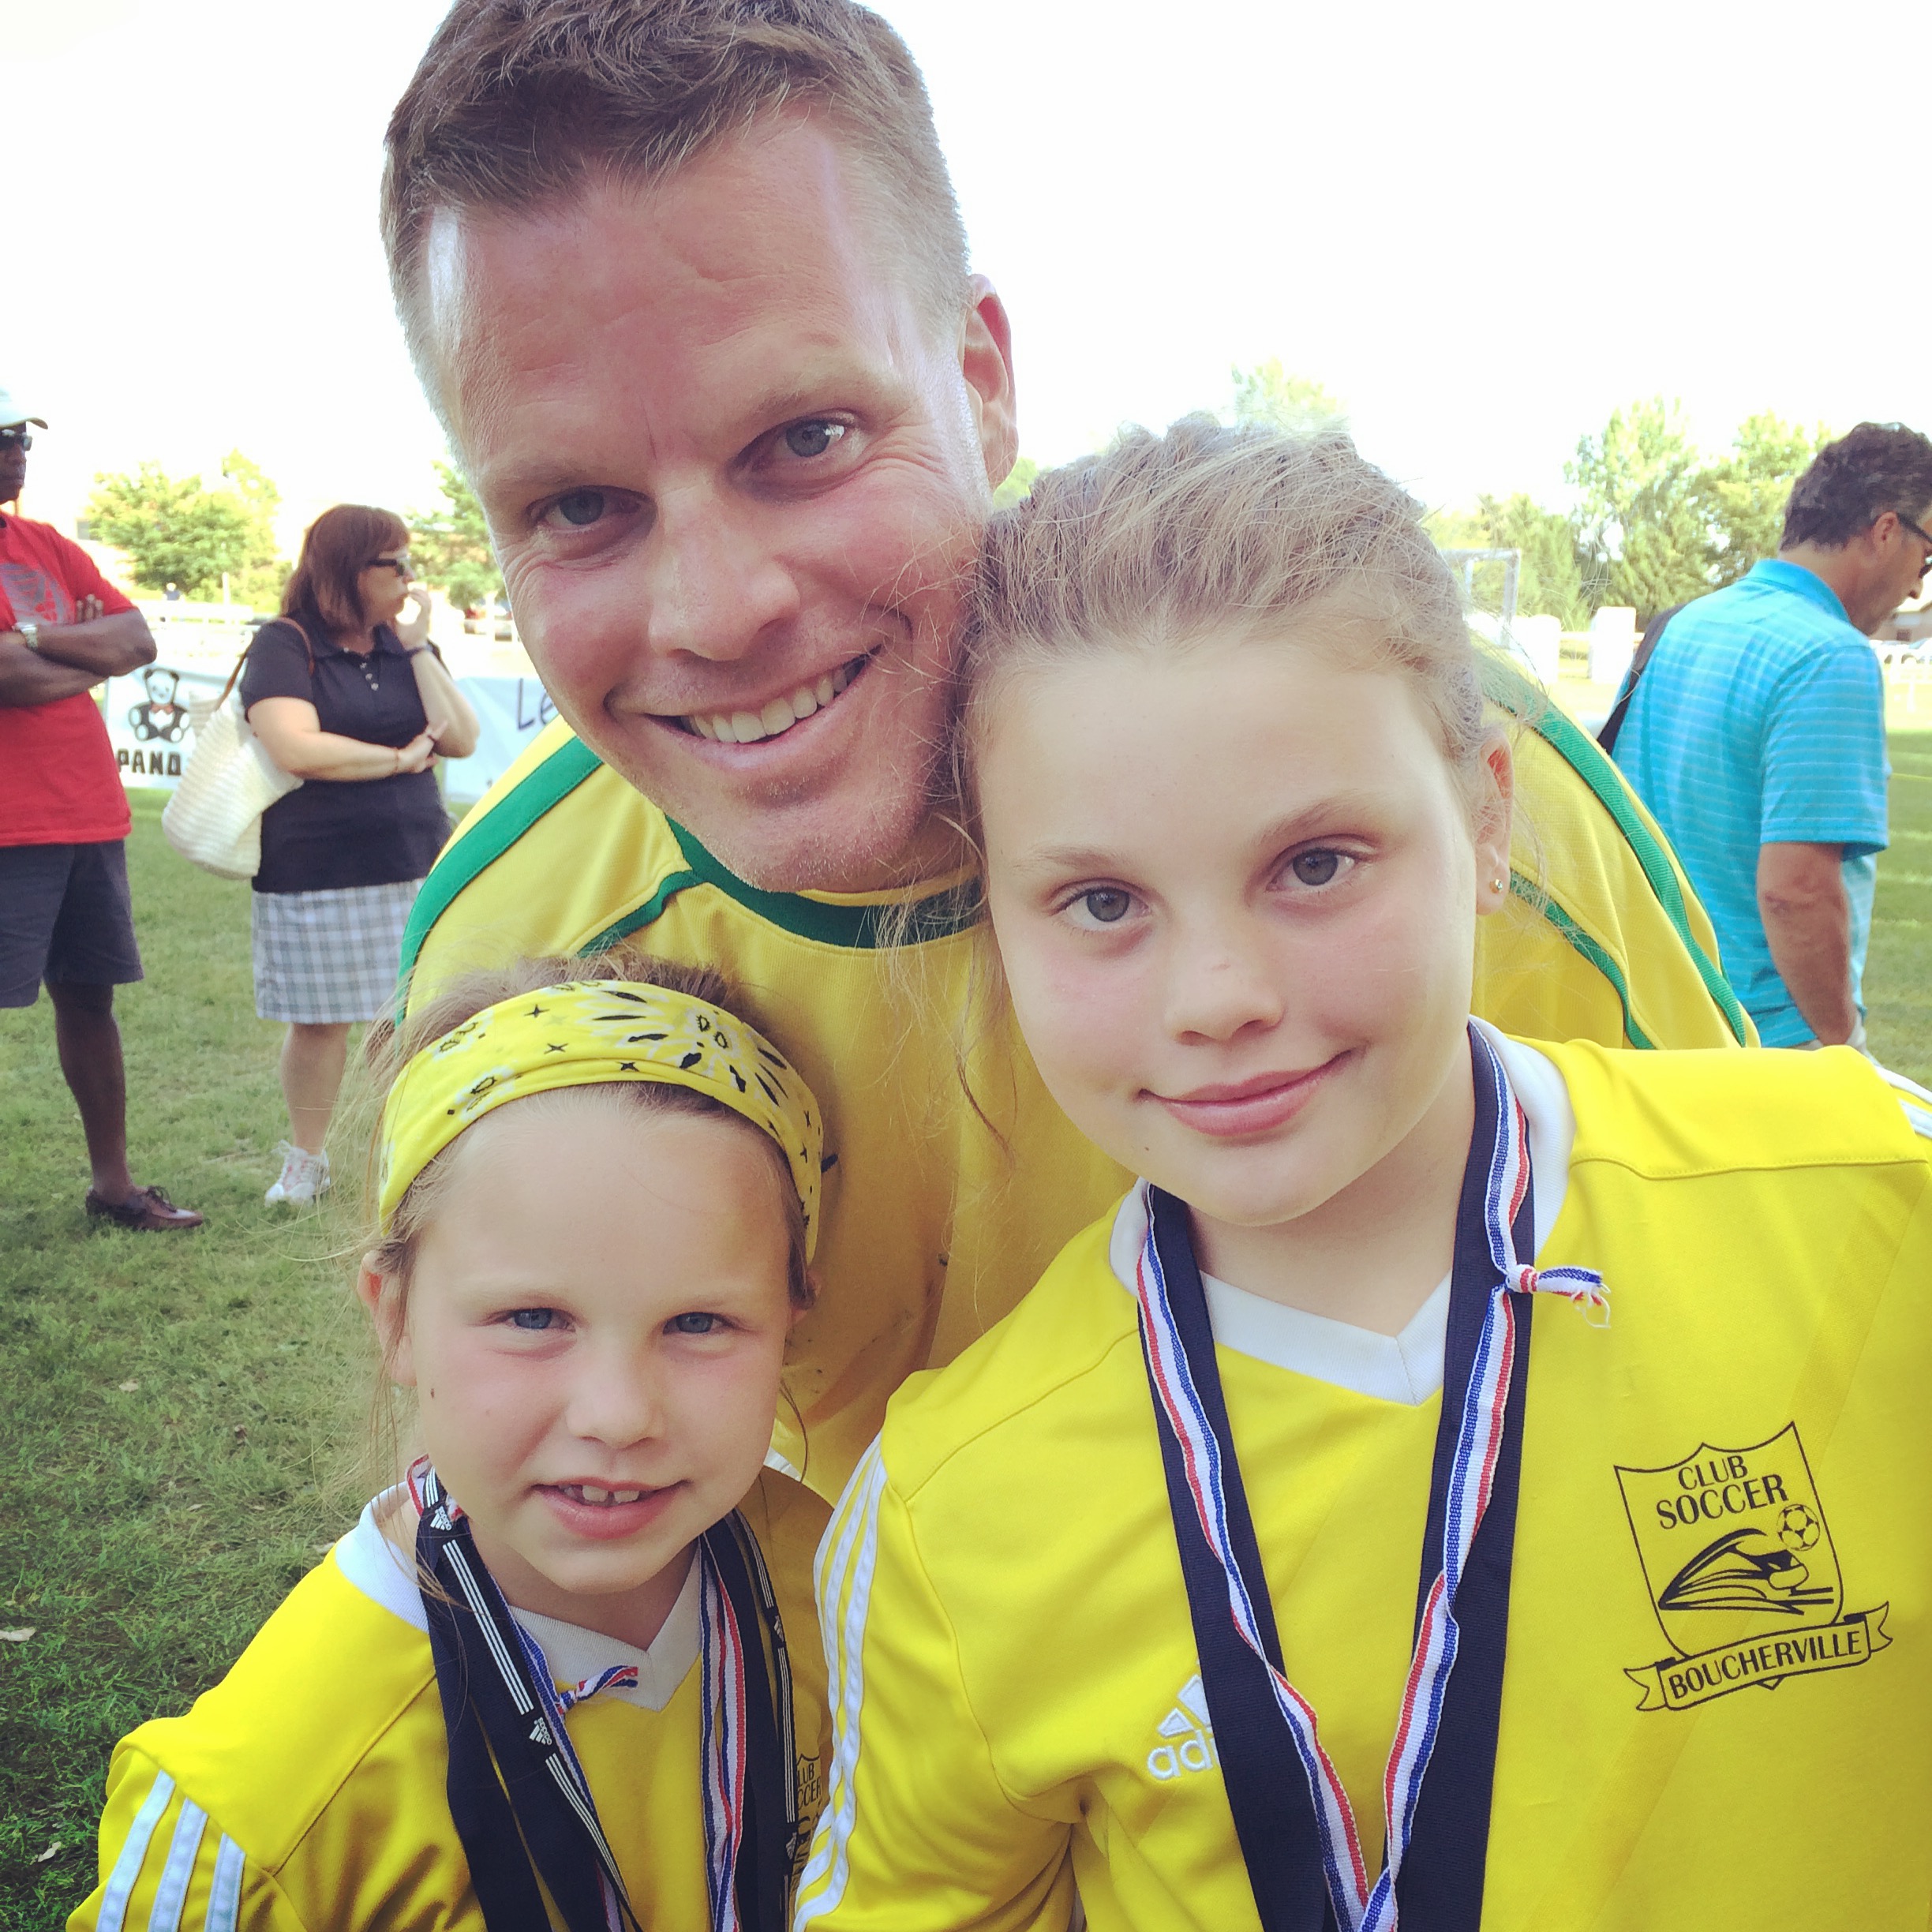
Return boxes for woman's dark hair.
[280,504,408,639]
[1781,422,1932,550]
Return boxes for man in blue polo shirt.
[1613,421,1932,1046]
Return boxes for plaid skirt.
[250,878,423,1024]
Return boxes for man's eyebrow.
[725,361,908,444]
[469,363,909,505]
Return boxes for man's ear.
[960,275,1019,497]
[1473,728,1515,915]
[358,1257,417,1387]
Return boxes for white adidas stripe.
[146,1799,209,1932]
[795,1441,888,1926]
[1872,1062,1932,1138]
[95,1769,175,1932]
[204,1836,246,1932]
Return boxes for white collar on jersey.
[1106,1024,1576,1406]
[330,1488,703,1711]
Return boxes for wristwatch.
[16,620,39,652]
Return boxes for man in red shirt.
[0,388,202,1230]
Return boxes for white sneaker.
[265,1141,331,1205]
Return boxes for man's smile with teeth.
[680,653,868,743]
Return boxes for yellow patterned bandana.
[378,979,823,1255]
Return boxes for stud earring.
[1490,876,1507,893]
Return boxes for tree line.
[1226,361,1829,627]
[80,459,500,613]
[79,376,1828,631]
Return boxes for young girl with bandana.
[797,420,1932,1932]
[72,952,829,1932]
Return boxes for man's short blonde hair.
[381,0,970,380]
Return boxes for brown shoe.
[85,1184,205,1232]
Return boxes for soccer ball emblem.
[1779,1503,1821,1552]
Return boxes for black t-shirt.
[239,619,452,896]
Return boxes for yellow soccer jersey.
[799,1043,1931,1932]
[67,1470,828,1932]
[401,661,1750,1497]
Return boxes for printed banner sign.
[99,668,555,806]
[100,662,229,788]
[437,676,556,805]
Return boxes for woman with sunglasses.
[241,504,480,1206]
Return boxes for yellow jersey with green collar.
[66,1470,828,1932]
[402,661,1750,1496]
[799,1043,1930,1932]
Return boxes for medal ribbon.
[412,1462,799,1932]
[1135,1024,1606,1932]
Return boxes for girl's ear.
[358,1256,417,1388]
[1472,728,1515,915]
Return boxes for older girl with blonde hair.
[799,419,1932,1932]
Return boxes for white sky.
[8,0,1926,550]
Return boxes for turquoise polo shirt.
[1613,559,1889,1046]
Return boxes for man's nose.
[640,489,799,665]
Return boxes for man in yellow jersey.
[380,0,1750,1496]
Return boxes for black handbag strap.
[1596,602,1684,755]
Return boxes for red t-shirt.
[0,515,137,846]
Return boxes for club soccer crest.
[1616,1424,1888,1712]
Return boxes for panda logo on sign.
[128,665,190,743]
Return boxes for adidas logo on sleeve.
[1147,1675,1219,1782]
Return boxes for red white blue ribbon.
[1134,1026,1606,1931]
[555,1663,642,1713]
[698,1555,752,1932]
[408,1459,767,1932]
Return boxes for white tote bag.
[162,643,303,880]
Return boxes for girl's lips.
[537,1482,682,1542]
[1153,1057,1344,1140]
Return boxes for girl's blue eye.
[669,1312,721,1335]
[1082,888,1132,923]
[1290,851,1344,887]
[509,1308,560,1331]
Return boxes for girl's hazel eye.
[1290,850,1345,887]
[509,1308,560,1331]
[1082,888,1133,924]
[669,1312,721,1335]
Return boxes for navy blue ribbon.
[415,1477,796,1931]
[1140,1042,1535,1931]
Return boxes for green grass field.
[4,753,1930,1927]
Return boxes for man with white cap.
[0,385,204,1230]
